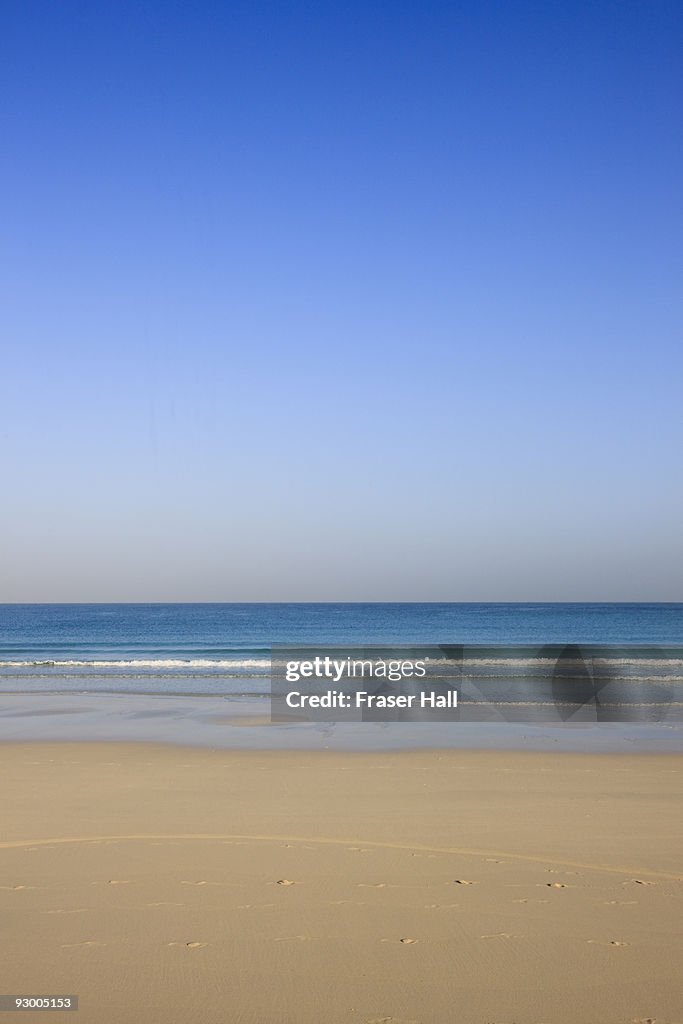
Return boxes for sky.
[1,0,681,601]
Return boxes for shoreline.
[1,691,682,753]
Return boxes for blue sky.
[1,0,681,600]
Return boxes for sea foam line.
[0,659,271,670]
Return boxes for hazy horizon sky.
[2,1,682,602]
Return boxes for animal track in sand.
[587,939,630,946]
[630,879,655,886]
[453,879,477,885]
[546,882,569,888]
[167,941,208,949]
[180,880,219,886]
[276,879,296,886]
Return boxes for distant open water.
[0,603,682,698]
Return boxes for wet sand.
[2,692,682,751]
[1,742,681,1023]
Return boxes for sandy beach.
[1,742,681,1024]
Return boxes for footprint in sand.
[399,937,418,944]
[587,939,630,946]
[365,1018,419,1024]
[107,880,130,885]
[276,879,296,886]
[630,879,655,886]
[61,940,105,948]
[167,941,208,949]
[0,885,34,891]
[453,879,477,885]
[546,882,569,888]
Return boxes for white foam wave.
[0,659,271,670]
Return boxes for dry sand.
[1,742,681,1024]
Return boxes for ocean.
[0,602,681,695]
[1,604,681,749]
